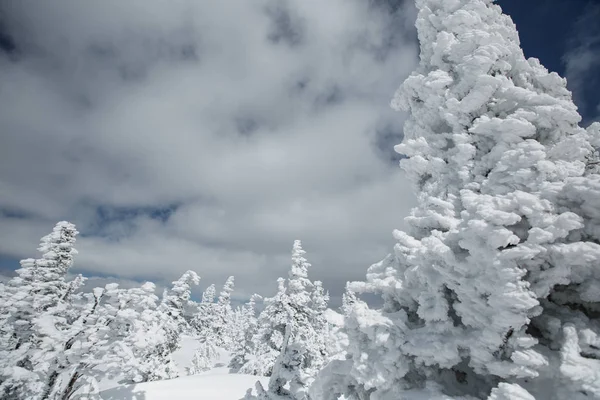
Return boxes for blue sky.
[498,0,600,124]
[0,0,598,302]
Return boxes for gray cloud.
[0,0,418,303]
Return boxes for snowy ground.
[101,368,268,400]
[100,336,267,399]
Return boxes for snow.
[102,339,267,399]
[101,369,268,400]
[171,336,205,375]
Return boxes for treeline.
[0,223,334,400]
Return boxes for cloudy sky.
[1,0,598,304]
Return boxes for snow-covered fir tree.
[285,241,329,380]
[118,282,180,384]
[202,283,217,304]
[187,341,219,375]
[309,281,330,365]
[0,222,80,399]
[0,222,79,350]
[229,294,262,372]
[161,270,201,332]
[243,241,328,383]
[159,270,201,352]
[26,274,89,400]
[191,283,217,339]
[214,276,235,348]
[315,0,600,399]
[249,323,311,400]
[243,277,290,376]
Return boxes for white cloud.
[0,0,418,303]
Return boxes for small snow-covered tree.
[229,294,262,372]
[242,278,290,376]
[249,323,311,400]
[187,341,219,375]
[214,276,235,348]
[202,283,216,304]
[309,281,330,363]
[325,0,600,399]
[310,281,328,317]
[159,270,201,352]
[191,283,217,339]
[161,270,201,331]
[218,276,235,306]
[119,282,180,384]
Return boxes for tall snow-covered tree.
[1,222,79,349]
[323,0,600,399]
[0,222,79,399]
[244,241,328,381]
[28,274,89,400]
[286,242,328,381]
[159,270,201,351]
[214,276,235,348]
[191,283,217,339]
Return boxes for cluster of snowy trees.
[0,222,201,399]
[2,0,600,399]
[0,223,332,400]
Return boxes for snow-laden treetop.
[394,0,598,206]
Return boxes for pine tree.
[1,222,79,349]
[309,281,330,365]
[229,294,262,372]
[191,284,217,338]
[244,241,327,382]
[30,274,88,400]
[285,242,328,382]
[327,0,600,398]
[0,222,79,399]
[159,270,201,352]
[187,341,219,375]
[252,323,310,400]
[119,282,180,384]
[218,276,235,306]
[202,284,216,304]
[214,276,235,348]
[242,278,290,376]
